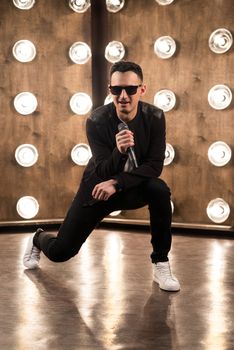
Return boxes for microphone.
[118,122,138,168]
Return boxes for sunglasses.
[109,85,142,95]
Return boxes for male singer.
[23,61,180,292]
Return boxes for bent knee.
[144,178,171,196]
[46,245,79,263]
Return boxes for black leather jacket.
[80,101,166,205]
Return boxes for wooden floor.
[0,227,234,350]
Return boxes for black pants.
[34,178,172,264]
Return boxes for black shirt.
[82,101,166,199]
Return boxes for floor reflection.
[23,269,105,350]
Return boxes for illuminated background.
[0,0,233,231]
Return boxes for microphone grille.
[118,122,129,132]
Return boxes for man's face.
[109,71,146,121]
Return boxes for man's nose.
[119,88,128,98]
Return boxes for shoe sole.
[153,276,180,292]
[23,234,41,269]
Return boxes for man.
[23,61,180,292]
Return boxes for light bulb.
[209,28,233,54]
[154,36,176,59]
[71,143,92,165]
[164,143,175,165]
[70,92,92,115]
[109,210,122,216]
[155,0,174,5]
[16,196,39,219]
[208,84,232,110]
[13,0,35,10]
[12,40,36,62]
[69,0,91,13]
[106,0,125,13]
[15,144,38,167]
[104,94,113,105]
[206,198,230,223]
[208,141,232,167]
[105,41,125,63]
[14,92,38,115]
[170,200,174,214]
[69,42,91,64]
[154,89,176,112]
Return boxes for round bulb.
[105,41,125,63]
[106,0,125,13]
[69,0,91,13]
[154,89,176,112]
[16,196,39,219]
[208,84,232,110]
[208,141,232,167]
[70,93,92,115]
[71,143,92,166]
[69,42,91,64]
[206,198,230,223]
[12,40,36,62]
[154,36,176,59]
[15,144,38,167]
[155,0,174,5]
[164,143,175,165]
[13,0,35,10]
[14,92,38,115]
[209,28,233,54]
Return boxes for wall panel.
[0,0,92,221]
[103,0,233,230]
[0,0,233,231]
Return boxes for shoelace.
[31,246,40,259]
[157,264,173,280]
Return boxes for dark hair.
[110,61,143,82]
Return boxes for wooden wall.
[0,0,233,230]
[102,0,234,230]
[0,0,91,221]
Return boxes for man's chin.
[118,104,130,113]
[119,108,129,115]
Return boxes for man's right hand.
[115,129,135,154]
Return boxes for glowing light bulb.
[154,36,176,59]
[155,0,174,5]
[13,0,35,10]
[208,85,232,110]
[104,94,113,105]
[209,28,233,54]
[16,196,39,219]
[206,198,230,223]
[71,143,92,165]
[69,0,91,13]
[154,89,176,112]
[105,41,125,63]
[12,40,36,62]
[208,141,232,167]
[69,42,91,64]
[164,143,175,165]
[109,210,122,216]
[14,92,38,115]
[106,0,125,13]
[15,144,38,167]
[70,92,92,115]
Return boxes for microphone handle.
[128,147,138,168]
[118,122,138,168]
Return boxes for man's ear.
[140,84,147,96]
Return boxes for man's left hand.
[92,179,117,201]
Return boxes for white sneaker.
[153,261,180,292]
[23,229,43,269]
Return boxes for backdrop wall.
[0,0,233,231]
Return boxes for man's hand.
[115,129,134,154]
[92,179,117,201]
